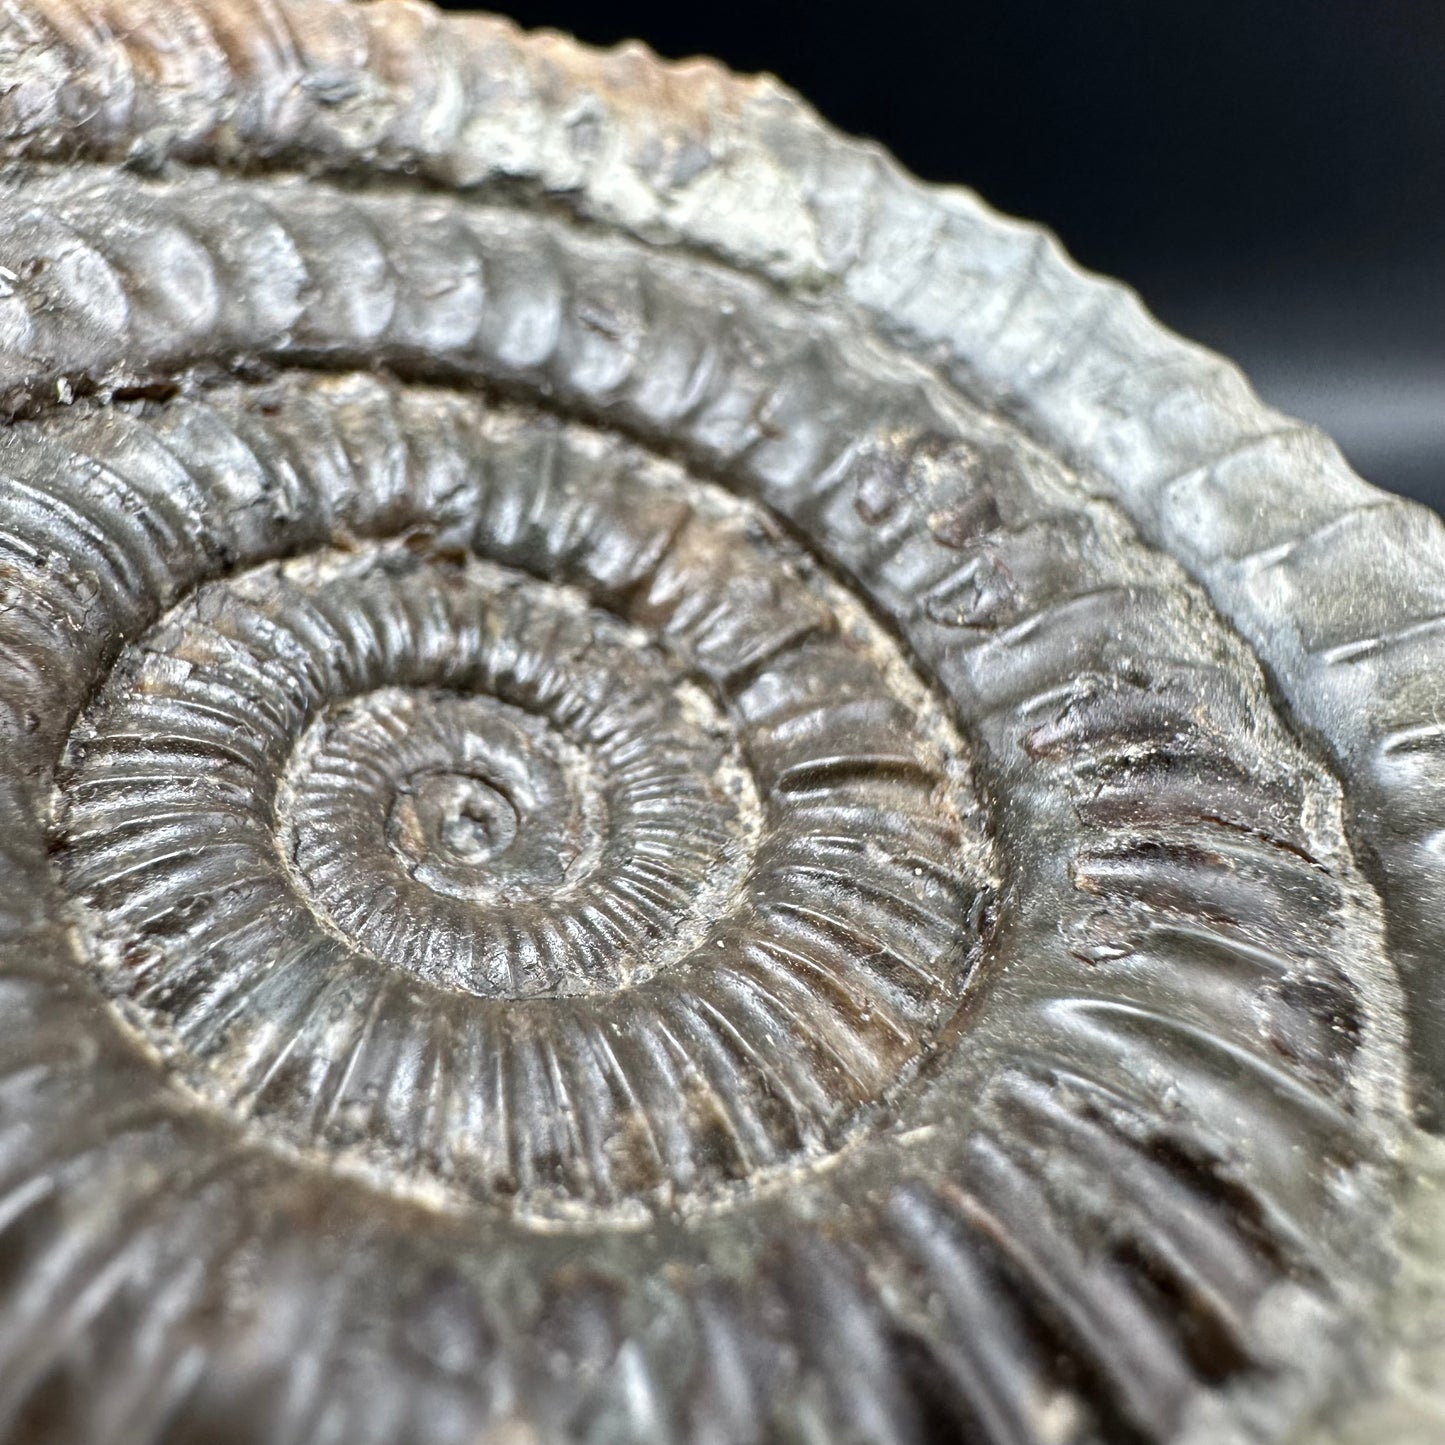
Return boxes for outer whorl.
[0,3,1439,1443]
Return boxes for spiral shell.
[0,3,1439,1442]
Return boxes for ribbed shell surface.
[0,4,1438,1444]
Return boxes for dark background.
[439,0,1444,512]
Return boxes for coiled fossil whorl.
[0,3,1440,1443]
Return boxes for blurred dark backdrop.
[439,0,1445,512]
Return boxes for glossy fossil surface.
[0,2,1438,1443]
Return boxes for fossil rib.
[0,3,1437,1444]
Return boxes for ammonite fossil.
[0,3,1441,1442]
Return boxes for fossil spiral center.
[50,464,992,1207]
[409,772,521,866]
[286,688,603,947]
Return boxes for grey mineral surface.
[0,3,1440,1442]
